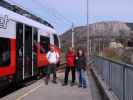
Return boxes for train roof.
[0,0,54,28]
[0,6,56,34]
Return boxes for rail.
[92,56,133,100]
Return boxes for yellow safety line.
[16,83,43,100]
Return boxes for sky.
[5,0,133,34]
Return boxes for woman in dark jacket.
[76,48,87,88]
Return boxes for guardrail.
[92,56,133,100]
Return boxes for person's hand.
[83,67,86,71]
[76,57,78,60]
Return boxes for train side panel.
[0,14,16,78]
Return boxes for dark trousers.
[64,67,76,84]
[46,63,57,81]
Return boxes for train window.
[53,34,59,47]
[24,25,32,60]
[0,38,10,67]
[33,28,38,53]
[16,23,23,35]
[40,36,50,53]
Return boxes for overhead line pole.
[87,0,90,58]
[87,0,89,25]
[72,23,74,48]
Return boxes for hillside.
[60,21,133,51]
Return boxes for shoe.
[70,83,75,87]
[78,85,82,88]
[62,83,68,86]
[83,86,87,88]
[52,80,58,84]
[45,80,48,85]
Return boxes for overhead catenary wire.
[32,0,75,47]
[7,0,75,38]
[31,0,73,25]
[37,0,73,24]
[10,0,63,25]
[6,0,72,28]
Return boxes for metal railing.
[92,56,133,100]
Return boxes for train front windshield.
[0,38,10,67]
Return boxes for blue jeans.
[78,69,87,87]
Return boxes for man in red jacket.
[62,47,76,86]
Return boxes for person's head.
[68,47,73,52]
[77,48,84,56]
[50,45,55,52]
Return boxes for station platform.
[1,71,101,100]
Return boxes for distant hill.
[60,21,133,52]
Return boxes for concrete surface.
[1,71,101,100]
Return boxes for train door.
[24,25,32,78]
[16,23,34,80]
[16,23,23,81]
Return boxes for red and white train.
[0,4,60,91]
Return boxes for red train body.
[0,5,60,91]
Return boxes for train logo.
[0,15,9,29]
